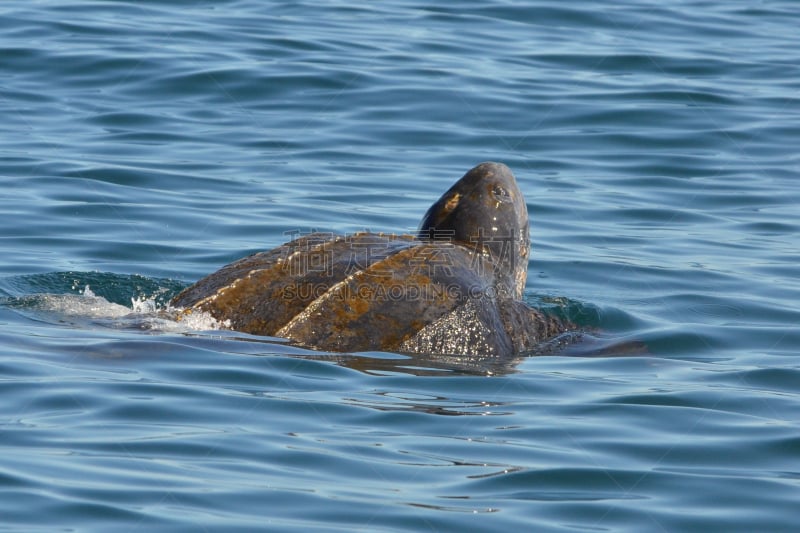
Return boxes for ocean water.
[1,1,799,531]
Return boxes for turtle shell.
[171,231,564,356]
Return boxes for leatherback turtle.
[171,162,568,356]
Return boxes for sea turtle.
[171,162,569,357]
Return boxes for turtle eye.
[491,184,511,203]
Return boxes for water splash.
[1,272,227,334]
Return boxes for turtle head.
[418,162,530,299]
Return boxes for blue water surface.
[1,1,799,531]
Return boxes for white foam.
[34,286,132,319]
[170,306,231,331]
[17,284,229,334]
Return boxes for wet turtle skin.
[171,162,568,357]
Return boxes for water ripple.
[1,0,798,531]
